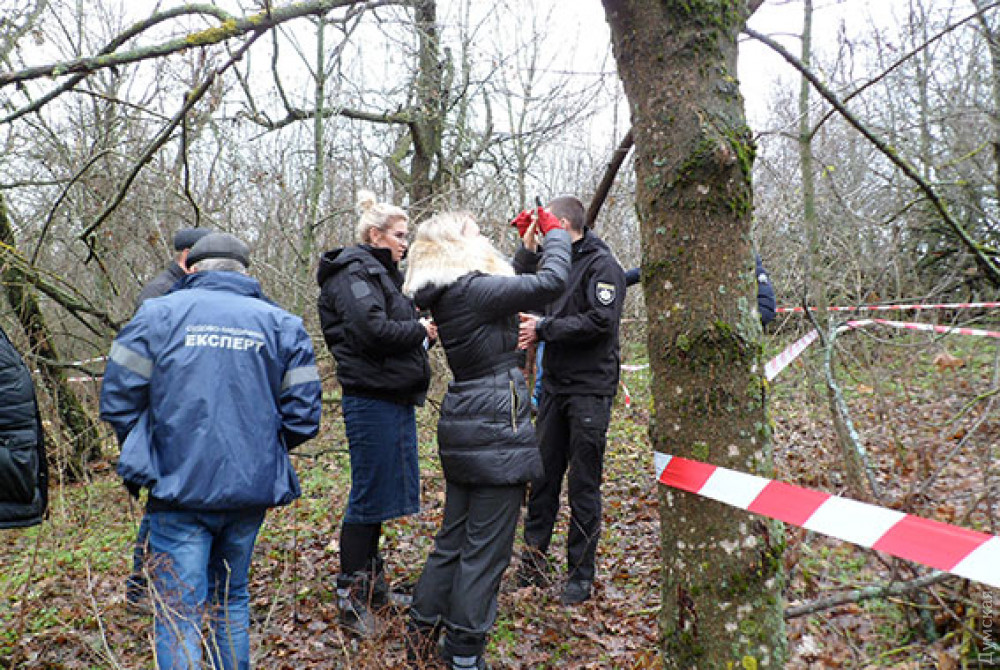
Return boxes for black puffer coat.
[0,325,47,528]
[317,245,430,405]
[410,230,571,485]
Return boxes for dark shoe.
[451,655,489,670]
[370,556,413,610]
[337,573,378,638]
[388,582,414,609]
[560,579,592,605]
[515,548,551,588]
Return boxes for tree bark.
[407,0,445,219]
[0,193,102,478]
[602,1,785,667]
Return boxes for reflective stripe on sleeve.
[108,341,153,379]
[282,364,320,391]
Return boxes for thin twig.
[785,571,953,618]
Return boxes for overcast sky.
[540,0,929,128]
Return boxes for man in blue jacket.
[100,233,322,670]
[126,226,212,612]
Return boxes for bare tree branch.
[1,3,235,124]
[586,126,634,229]
[0,0,402,90]
[745,26,1000,287]
[1,241,120,333]
[785,571,953,618]
[77,30,266,249]
[808,1,1000,137]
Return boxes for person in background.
[126,226,213,612]
[135,227,213,309]
[316,190,434,638]
[402,210,569,670]
[515,195,626,607]
[0,324,47,530]
[100,233,321,670]
[756,253,776,328]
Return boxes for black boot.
[370,556,389,609]
[370,554,413,609]
[336,572,377,638]
[451,654,489,670]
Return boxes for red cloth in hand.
[535,207,562,235]
[510,209,533,237]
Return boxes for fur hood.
[403,233,514,297]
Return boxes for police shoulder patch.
[596,281,616,306]
[351,280,372,300]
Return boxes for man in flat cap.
[125,227,212,612]
[134,227,213,309]
[101,233,322,670]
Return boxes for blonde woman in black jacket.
[316,191,435,637]
[402,210,569,670]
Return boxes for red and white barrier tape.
[778,301,1000,314]
[654,453,1000,588]
[765,329,820,381]
[847,318,1000,340]
[764,318,1000,381]
[621,363,650,372]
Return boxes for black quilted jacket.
[0,325,46,528]
[412,230,570,485]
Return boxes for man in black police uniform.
[515,194,626,605]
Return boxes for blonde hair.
[403,211,514,296]
[356,190,408,244]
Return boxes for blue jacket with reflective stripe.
[99,271,322,511]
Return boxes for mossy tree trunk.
[602,1,786,667]
[0,193,102,479]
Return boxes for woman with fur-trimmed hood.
[402,210,569,670]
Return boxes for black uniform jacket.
[514,229,626,397]
[412,230,571,485]
[317,245,430,406]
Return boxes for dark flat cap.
[187,233,250,268]
[173,228,213,251]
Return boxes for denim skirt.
[342,394,420,524]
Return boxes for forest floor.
[1,322,998,669]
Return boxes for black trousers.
[523,392,613,583]
[410,481,524,658]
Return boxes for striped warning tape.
[848,318,1000,340]
[765,329,821,381]
[778,301,1000,314]
[654,453,1000,588]
[764,318,1000,381]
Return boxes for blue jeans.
[532,342,545,408]
[148,507,266,670]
